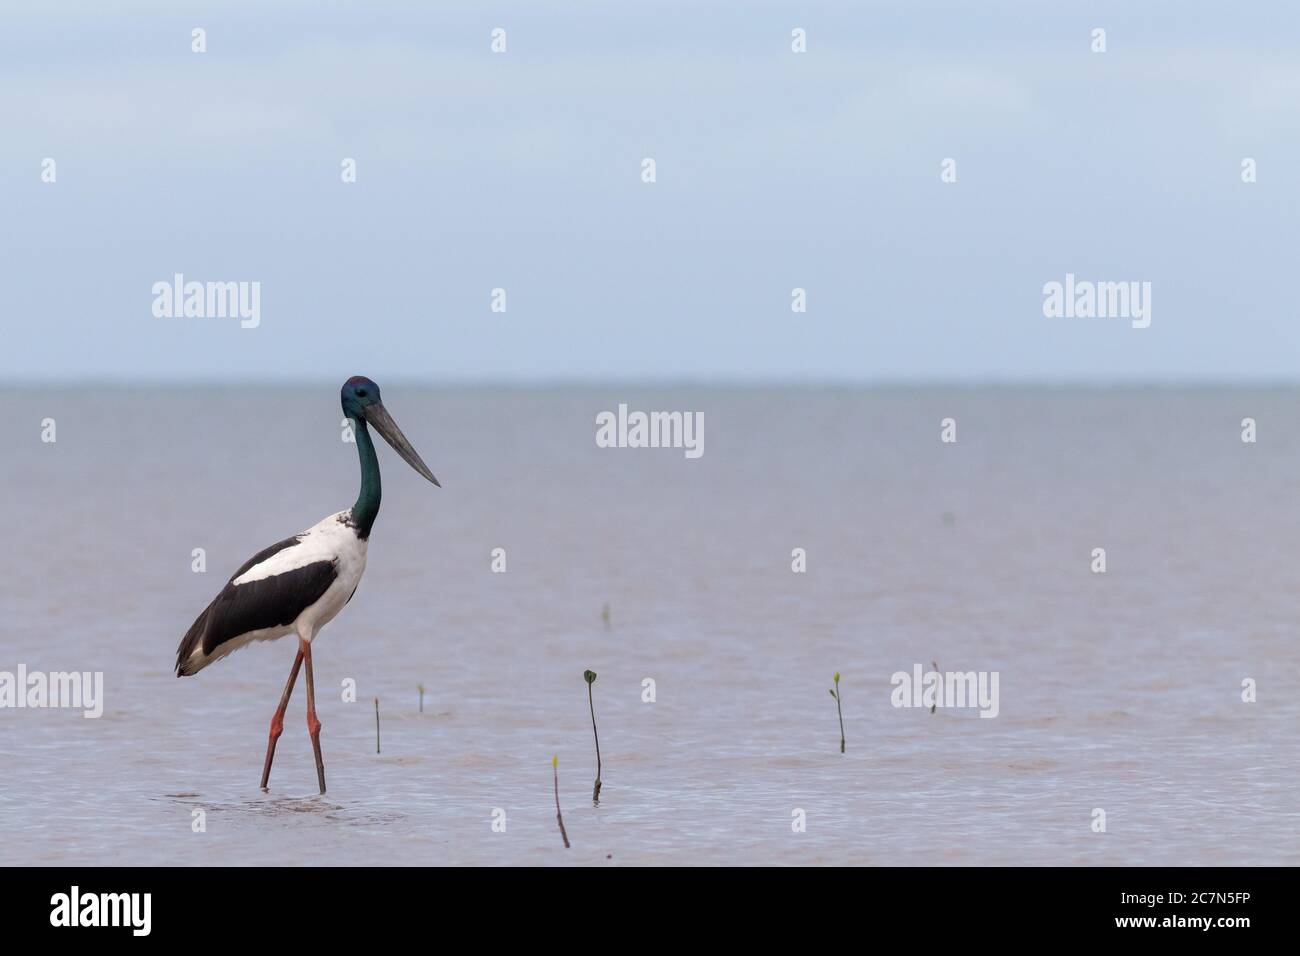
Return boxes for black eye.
[356,389,367,398]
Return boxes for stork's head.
[341,375,381,417]
[341,376,440,487]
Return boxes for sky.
[2,0,1299,384]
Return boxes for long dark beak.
[365,402,440,487]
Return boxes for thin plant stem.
[833,673,845,753]
[553,756,570,849]
[586,672,602,803]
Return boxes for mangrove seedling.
[374,697,381,753]
[417,683,425,714]
[930,660,939,714]
[829,672,845,753]
[553,755,570,849]
[585,669,602,803]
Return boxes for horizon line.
[7,375,1300,390]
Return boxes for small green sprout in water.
[930,660,939,714]
[374,697,381,753]
[553,755,570,849]
[584,669,603,803]
[601,604,611,628]
[417,683,425,714]
[829,672,845,753]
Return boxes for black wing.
[175,536,337,676]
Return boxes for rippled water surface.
[2,386,1298,865]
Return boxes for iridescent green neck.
[351,416,381,538]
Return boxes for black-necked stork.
[175,376,439,794]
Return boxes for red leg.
[260,647,304,791]
[302,638,326,794]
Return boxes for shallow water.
[1,386,1298,865]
